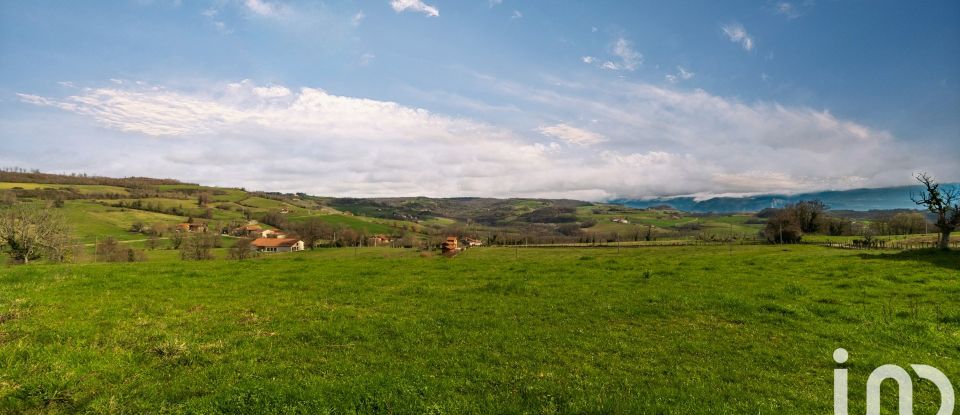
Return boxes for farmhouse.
[250,238,304,253]
[463,237,483,247]
[368,234,392,246]
[237,224,263,237]
[441,236,459,254]
[176,222,207,232]
[259,229,288,239]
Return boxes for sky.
[1,0,958,200]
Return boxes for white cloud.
[510,10,522,19]
[609,37,642,70]
[488,0,503,7]
[776,2,797,18]
[665,66,694,83]
[722,23,754,51]
[390,0,439,17]
[16,78,938,200]
[245,0,281,17]
[252,85,292,98]
[775,1,810,19]
[352,10,365,26]
[537,123,607,146]
[588,37,642,71]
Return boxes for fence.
[818,240,959,250]
[503,239,958,251]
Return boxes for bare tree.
[911,173,959,250]
[145,235,161,250]
[289,218,332,249]
[228,238,258,260]
[180,233,217,260]
[0,203,71,264]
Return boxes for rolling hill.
[611,184,954,213]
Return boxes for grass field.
[285,214,397,235]
[1,245,957,413]
[60,201,187,244]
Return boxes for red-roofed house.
[250,238,304,253]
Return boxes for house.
[279,207,290,214]
[463,237,484,247]
[259,229,288,239]
[441,236,459,254]
[611,217,630,224]
[237,224,263,237]
[176,222,207,233]
[368,234,392,246]
[250,238,304,253]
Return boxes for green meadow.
[1,245,957,414]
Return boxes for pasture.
[1,245,957,413]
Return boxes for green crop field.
[1,245,957,414]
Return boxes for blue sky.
[1,0,958,199]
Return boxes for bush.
[95,237,146,262]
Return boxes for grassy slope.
[1,245,957,413]
[61,201,187,244]
[285,214,397,235]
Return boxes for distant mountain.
[611,184,957,213]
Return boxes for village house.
[236,224,262,237]
[250,238,304,253]
[462,237,484,247]
[176,222,207,233]
[259,229,288,239]
[368,234,392,246]
[441,236,459,254]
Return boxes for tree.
[557,223,582,236]
[180,233,217,260]
[0,204,71,264]
[96,237,146,262]
[197,192,211,207]
[169,231,184,249]
[228,238,258,260]
[911,173,959,250]
[793,200,827,233]
[289,218,332,249]
[763,209,802,243]
[146,235,160,250]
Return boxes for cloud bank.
[13,78,935,201]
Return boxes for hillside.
[613,184,952,213]
[2,171,948,253]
